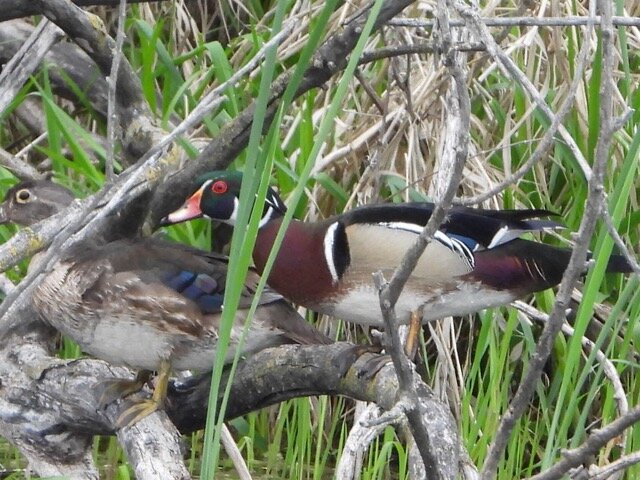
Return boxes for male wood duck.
[163,171,632,327]
[0,180,330,426]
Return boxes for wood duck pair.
[163,171,632,327]
[0,180,329,426]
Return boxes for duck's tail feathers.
[604,253,635,274]
[471,239,631,295]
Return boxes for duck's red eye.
[211,180,228,194]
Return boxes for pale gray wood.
[0,20,63,115]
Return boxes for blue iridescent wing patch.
[163,270,224,314]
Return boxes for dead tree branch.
[0,0,167,22]
[389,16,640,28]
[526,406,640,480]
[0,20,63,116]
[1,333,458,479]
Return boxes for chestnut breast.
[253,219,338,307]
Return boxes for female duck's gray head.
[0,180,75,226]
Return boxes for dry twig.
[0,19,63,116]
[526,406,640,480]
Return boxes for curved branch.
[0,0,167,22]
[1,333,459,479]
[0,20,108,117]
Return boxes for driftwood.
[0,316,458,479]
[0,20,108,117]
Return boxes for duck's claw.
[114,360,171,428]
[97,370,152,408]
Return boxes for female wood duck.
[0,180,330,426]
[163,170,632,327]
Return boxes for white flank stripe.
[434,230,454,248]
[323,222,340,283]
[449,236,475,269]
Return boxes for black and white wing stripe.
[376,221,475,270]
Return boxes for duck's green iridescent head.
[162,170,286,227]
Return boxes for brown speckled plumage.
[1,180,330,374]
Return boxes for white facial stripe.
[323,222,340,283]
[228,197,239,224]
[196,180,214,220]
[199,179,214,202]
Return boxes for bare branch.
[0,273,15,295]
[0,148,41,181]
[116,415,190,480]
[0,20,109,117]
[526,406,640,480]
[220,424,252,480]
[360,41,486,64]
[455,15,594,206]
[335,404,384,479]
[389,16,640,28]
[105,0,128,182]
[0,0,167,22]
[0,19,63,116]
[370,0,471,476]
[513,301,628,420]
[34,0,160,161]
[1,334,458,478]
[452,0,594,187]
[586,451,640,480]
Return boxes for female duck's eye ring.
[211,180,228,194]
[15,189,31,204]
